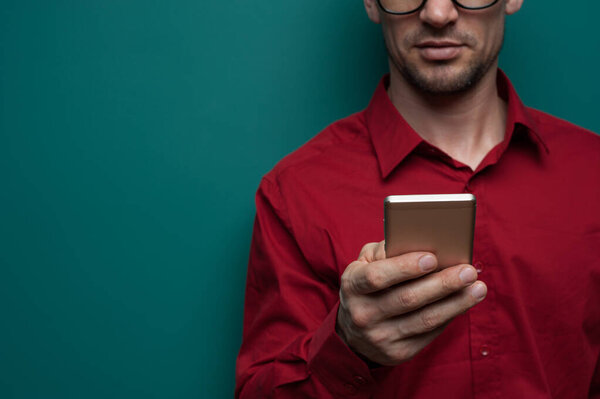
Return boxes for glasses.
[377,0,500,15]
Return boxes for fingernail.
[418,254,437,272]
[471,282,487,301]
[459,267,477,284]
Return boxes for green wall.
[1,1,598,398]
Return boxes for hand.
[336,241,487,366]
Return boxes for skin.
[365,0,523,170]
[336,0,523,366]
[337,243,486,365]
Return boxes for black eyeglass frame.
[376,0,500,15]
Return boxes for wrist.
[335,307,383,369]
[335,306,350,345]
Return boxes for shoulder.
[526,107,600,201]
[262,110,371,188]
[528,107,600,154]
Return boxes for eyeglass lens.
[379,0,498,14]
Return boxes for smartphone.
[384,194,476,268]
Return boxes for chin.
[400,59,492,95]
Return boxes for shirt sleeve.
[235,177,377,398]
[591,357,600,398]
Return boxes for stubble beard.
[387,27,505,95]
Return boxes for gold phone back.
[384,194,476,268]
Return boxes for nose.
[419,0,459,28]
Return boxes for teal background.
[1,1,598,398]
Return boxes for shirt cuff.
[307,301,376,397]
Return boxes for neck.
[388,65,507,171]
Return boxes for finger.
[357,242,380,262]
[383,323,448,365]
[357,241,386,263]
[386,281,487,339]
[372,264,479,320]
[374,240,386,261]
[344,252,438,295]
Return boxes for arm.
[236,178,488,397]
[235,178,375,398]
[590,356,600,398]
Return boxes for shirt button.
[474,261,484,273]
[353,375,367,386]
[344,383,358,394]
[480,345,490,357]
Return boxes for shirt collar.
[364,69,549,179]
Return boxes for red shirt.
[236,71,600,398]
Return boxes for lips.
[415,40,464,61]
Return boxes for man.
[236,0,600,397]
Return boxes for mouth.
[415,40,465,61]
